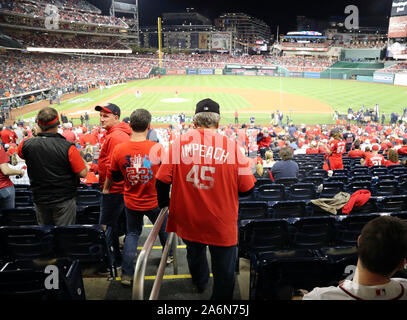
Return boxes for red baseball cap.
[95,103,121,117]
[372,145,380,151]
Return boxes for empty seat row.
[239,195,407,219]
[244,180,406,203]
[0,224,114,277]
[0,205,101,227]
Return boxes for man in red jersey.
[397,138,407,155]
[306,141,319,154]
[323,131,346,171]
[156,99,255,300]
[109,109,171,286]
[346,140,365,158]
[96,103,131,271]
[362,145,385,167]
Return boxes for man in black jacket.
[17,107,88,225]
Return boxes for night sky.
[97,0,394,33]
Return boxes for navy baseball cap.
[195,98,220,115]
[95,103,121,117]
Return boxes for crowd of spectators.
[6,31,129,50]
[0,0,128,28]
[0,52,152,98]
[379,62,407,74]
[340,40,387,49]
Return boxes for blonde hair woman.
[256,150,275,177]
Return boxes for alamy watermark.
[44,4,60,30]
[344,5,359,30]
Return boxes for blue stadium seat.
[239,218,291,258]
[333,169,347,176]
[350,175,371,182]
[308,169,328,178]
[14,184,30,191]
[350,167,369,176]
[249,251,329,300]
[76,190,102,207]
[390,211,407,222]
[287,183,316,200]
[335,214,381,246]
[270,200,308,219]
[346,181,372,194]
[372,180,399,196]
[319,182,345,198]
[238,201,269,220]
[256,184,285,201]
[14,190,33,207]
[75,205,101,225]
[255,178,273,188]
[389,166,407,177]
[274,177,298,187]
[0,225,55,261]
[301,176,324,186]
[0,258,85,300]
[328,175,348,185]
[377,195,407,212]
[289,216,337,249]
[51,225,115,277]
[1,207,37,226]
[370,166,388,176]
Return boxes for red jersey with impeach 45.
[156,129,256,247]
[110,140,162,211]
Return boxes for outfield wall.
[151,63,402,87]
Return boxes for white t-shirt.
[303,278,407,300]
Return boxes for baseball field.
[19,75,407,125]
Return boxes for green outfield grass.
[20,75,407,126]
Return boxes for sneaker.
[121,274,133,287]
[166,255,174,264]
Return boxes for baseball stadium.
[1,0,407,308]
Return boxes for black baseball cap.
[195,98,220,115]
[95,103,121,117]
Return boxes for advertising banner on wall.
[373,73,395,84]
[391,0,407,16]
[304,72,321,78]
[211,33,231,50]
[199,69,214,75]
[394,73,407,86]
[214,69,223,75]
[167,69,186,75]
[388,16,407,38]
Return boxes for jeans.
[122,206,170,277]
[0,185,15,209]
[182,238,237,300]
[100,193,125,267]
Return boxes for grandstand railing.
[132,207,178,300]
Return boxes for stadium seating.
[286,183,316,200]
[1,207,37,226]
[256,184,285,201]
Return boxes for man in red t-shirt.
[0,144,24,209]
[397,138,407,155]
[156,99,255,299]
[346,140,365,158]
[109,109,170,286]
[0,126,18,144]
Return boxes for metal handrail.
[132,207,178,300]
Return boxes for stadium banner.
[187,69,198,75]
[356,75,374,82]
[199,68,214,75]
[166,69,186,75]
[243,71,257,76]
[304,72,321,78]
[391,0,407,16]
[394,73,407,86]
[388,16,407,38]
[257,70,275,76]
[373,73,395,84]
[289,72,303,78]
[211,33,231,50]
[199,33,208,49]
[281,47,328,52]
[214,69,224,75]
[226,65,242,69]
